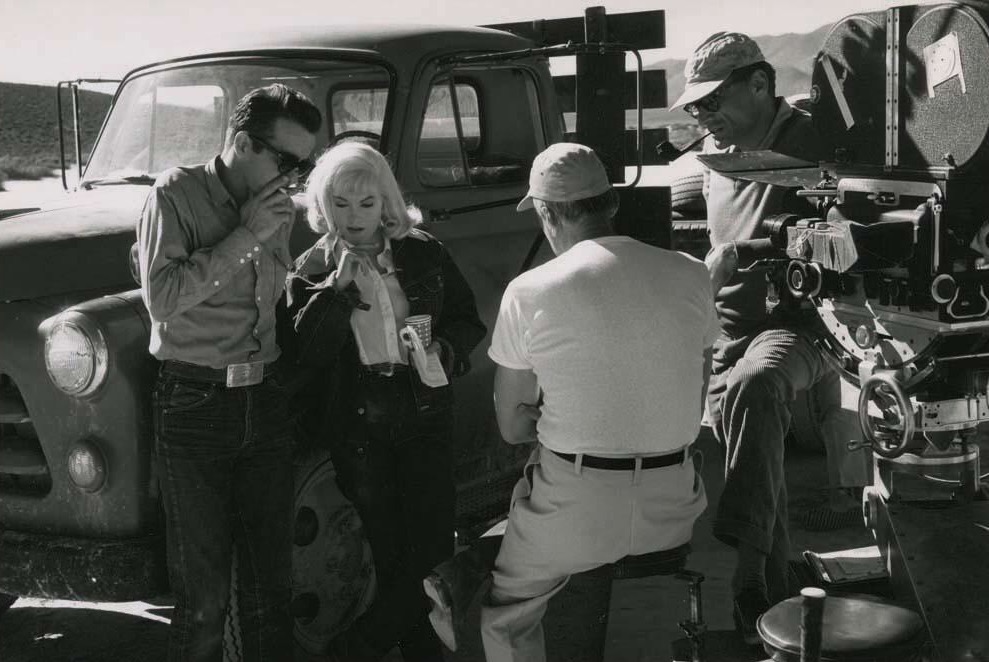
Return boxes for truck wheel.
[291,449,376,655]
[0,592,17,616]
[222,450,376,660]
[670,170,706,218]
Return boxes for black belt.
[359,363,410,378]
[160,360,278,384]
[550,448,686,471]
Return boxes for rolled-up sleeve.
[137,186,258,321]
[488,284,531,371]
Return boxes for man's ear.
[750,70,770,97]
[232,130,252,155]
[534,199,558,226]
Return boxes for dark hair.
[542,188,619,223]
[228,83,322,143]
[729,61,776,96]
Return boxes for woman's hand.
[425,340,454,374]
[333,249,370,291]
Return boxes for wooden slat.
[625,127,671,166]
[554,70,667,114]
[484,9,665,50]
[561,128,673,167]
[575,7,625,183]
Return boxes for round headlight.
[67,440,107,492]
[44,316,109,397]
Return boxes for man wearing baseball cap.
[478,142,717,662]
[674,32,837,646]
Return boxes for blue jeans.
[706,326,828,602]
[329,368,454,662]
[153,365,294,662]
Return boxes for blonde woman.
[285,142,485,662]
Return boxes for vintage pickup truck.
[0,9,677,654]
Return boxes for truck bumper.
[0,529,168,601]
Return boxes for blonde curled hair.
[305,142,421,239]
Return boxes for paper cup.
[404,314,432,348]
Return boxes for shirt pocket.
[403,268,444,318]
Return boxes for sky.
[0,0,920,86]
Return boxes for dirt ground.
[0,424,875,662]
[436,425,876,662]
[600,427,875,662]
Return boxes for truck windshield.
[83,57,392,187]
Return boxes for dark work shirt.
[702,98,822,336]
[137,156,292,369]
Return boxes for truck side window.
[330,86,389,145]
[417,69,543,188]
[418,83,479,186]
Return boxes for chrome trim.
[42,312,110,398]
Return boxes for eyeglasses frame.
[248,133,314,177]
[682,69,755,118]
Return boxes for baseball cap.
[517,143,611,212]
[670,32,765,110]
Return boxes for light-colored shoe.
[423,573,457,651]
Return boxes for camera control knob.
[931,274,957,304]
[786,261,823,299]
[854,325,877,349]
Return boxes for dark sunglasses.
[683,80,738,118]
[249,134,314,177]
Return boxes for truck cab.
[0,13,670,654]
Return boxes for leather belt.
[359,363,410,378]
[161,360,278,387]
[550,448,686,471]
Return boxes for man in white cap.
[671,32,836,645]
[478,143,717,662]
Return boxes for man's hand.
[240,172,296,243]
[705,241,739,294]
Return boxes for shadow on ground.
[0,428,874,662]
[0,602,171,662]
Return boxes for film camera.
[702,1,989,498]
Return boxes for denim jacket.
[283,228,486,379]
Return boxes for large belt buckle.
[226,361,264,388]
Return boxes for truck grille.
[0,374,52,496]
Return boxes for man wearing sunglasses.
[670,32,833,647]
[136,83,321,661]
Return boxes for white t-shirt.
[489,236,719,455]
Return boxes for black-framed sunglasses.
[249,134,315,177]
[683,80,738,118]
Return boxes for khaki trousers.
[480,444,707,662]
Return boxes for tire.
[670,170,706,218]
[222,450,376,660]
